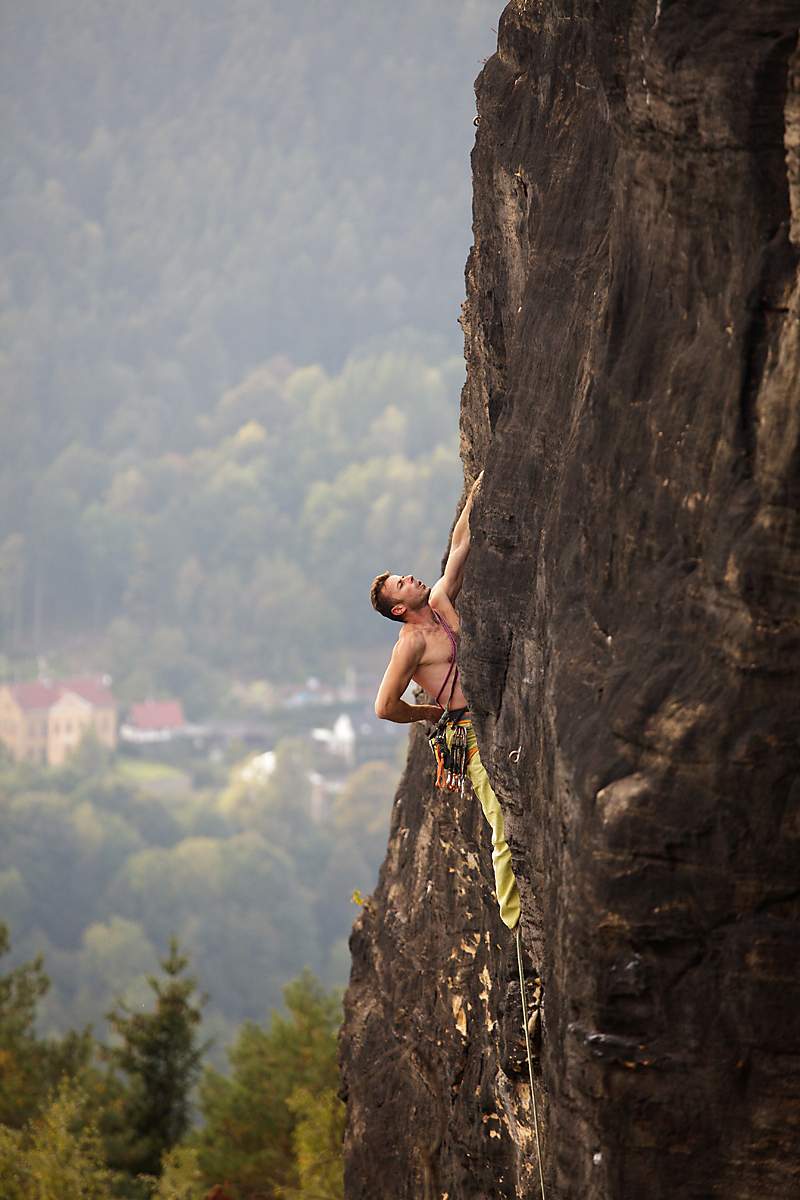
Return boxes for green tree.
[283,1084,344,1200]
[103,941,207,1179]
[0,924,91,1129]
[106,830,318,1023]
[330,760,395,864]
[0,788,144,952]
[196,971,341,1199]
[148,1144,206,1200]
[0,0,492,673]
[0,1082,117,1200]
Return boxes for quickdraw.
[429,711,469,793]
[427,616,469,794]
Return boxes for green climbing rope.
[516,923,546,1200]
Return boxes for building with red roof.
[127,700,186,731]
[0,675,117,765]
[118,698,188,746]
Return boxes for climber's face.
[384,573,430,618]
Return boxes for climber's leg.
[464,723,520,930]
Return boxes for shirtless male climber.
[370,473,520,931]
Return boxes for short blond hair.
[370,571,405,622]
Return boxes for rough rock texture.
[340,2,800,1196]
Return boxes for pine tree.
[196,971,342,1199]
[103,940,208,1179]
[0,924,92,1129]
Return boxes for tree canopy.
[0,926,345,1200]
[0,743,395,1039]
[102,940,207,1179]
[195,971,343,1199]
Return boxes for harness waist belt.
[442,706,470,726]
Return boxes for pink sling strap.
[434,615,459,710]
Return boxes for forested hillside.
[0,0,494,688]
[12,339,463,708]
[0,734,396,1051]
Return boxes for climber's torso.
[401,590,466,711]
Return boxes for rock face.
[339,3,800,1197]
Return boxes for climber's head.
[370,572,429,622]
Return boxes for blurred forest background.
[0,1,495,1192]
[0,0,495,695]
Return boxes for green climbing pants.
[445,716,521,930]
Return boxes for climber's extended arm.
[375,632,443,724]
[430,472,483,610]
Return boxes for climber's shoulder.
[394,623,427,665]
[429,582,459,637]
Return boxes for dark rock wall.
[340,3,800,1196]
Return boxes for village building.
[127,699,186,732]
[0,676,117,766]
[120,699,187,744]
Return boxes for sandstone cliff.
[340,3,800,1196]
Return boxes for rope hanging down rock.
[516,922,546,1200]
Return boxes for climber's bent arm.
[375,633,442,724]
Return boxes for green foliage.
[103,941,207,1179]
[331,761,396,856]
[0,781,145,952]
[1,341,462,704]
[218,740,325,868]
[0,925,92,1129]
[313,760,396,950]
[195,972,341,1200]
[147,1145,205,1200]
[0,739,394,1042]
[282,1085,345,1200]
[105,832,317,1024]
[0,1082,117,1200]
[0,917,346,1200]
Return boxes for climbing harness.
[428,616,471,794]
[430,708,471,793]
[517,923,546,1200]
